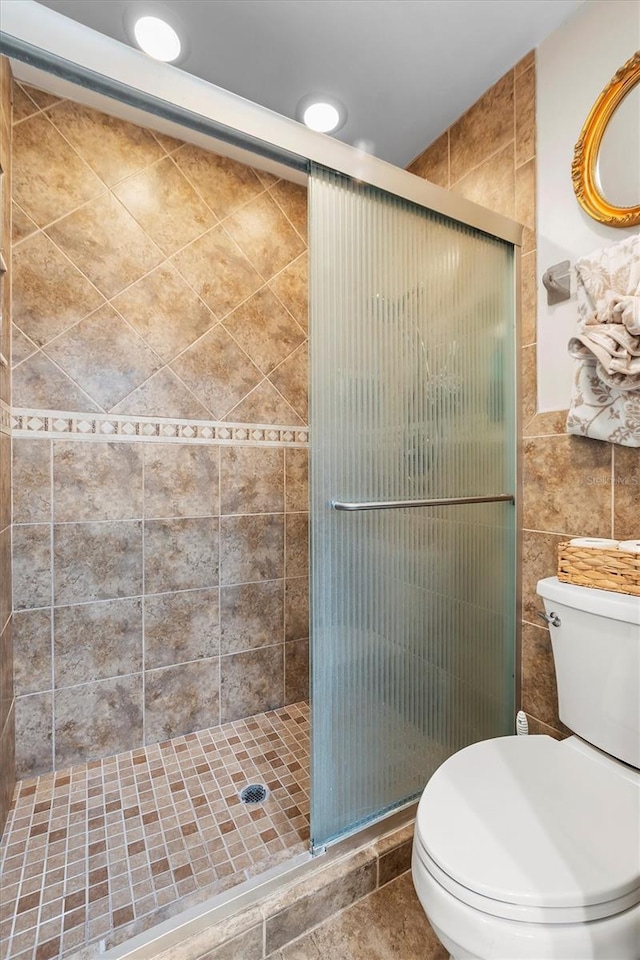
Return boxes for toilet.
[411,576,640,959]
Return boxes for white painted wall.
[536,0,640,412]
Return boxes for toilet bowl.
[411,577,640,959]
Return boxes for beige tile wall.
[12,438,309,777]
[11,84,308,425]
[408,51,638,739]
[0,57,14,834]
[10,83,310,777]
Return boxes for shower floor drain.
[239,783,268,805]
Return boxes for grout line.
[222,373,305,429]
[12,83,49,125]
[266,181,307,245]
[141,449,146,748]
[267,270,308,339]
[149,128,181,159]
[23,348,107,416]
[12,576,306,616]
[13,510,306,526]
[10,323,39,370]
[49,438,56,773]
[171,147,271,230]
[283,448,289,696]
[521,527,582,539]
[111,157,221,254]
[13,180,107,250]
[14,106,109,223]
[217,445,223,726]
[13,227,109,337]
[449,137,515,191]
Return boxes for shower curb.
[97,805,417,960]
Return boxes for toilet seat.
[414,735,640,924]
[413,833,640,924]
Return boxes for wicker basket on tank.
[557,542,640,597]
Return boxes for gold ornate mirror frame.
[572,51,640,227]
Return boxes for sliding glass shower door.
[309,165,517,849]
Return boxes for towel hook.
[542,260,571,306]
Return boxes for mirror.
[597,83,640,208]
[572,51,640,227]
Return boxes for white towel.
[566,234,640,447]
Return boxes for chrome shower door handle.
[331,494,515,511]
[536,610,561,628]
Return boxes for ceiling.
[35,0,583,167]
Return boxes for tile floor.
[0,702,310,960]
[266,871,448,960]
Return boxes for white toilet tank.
[537,577,640,769]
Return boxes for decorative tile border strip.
[11,409,309,446]
[0,399,10,437]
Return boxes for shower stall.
[0,5,520,958]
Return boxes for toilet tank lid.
[537,576,640,624]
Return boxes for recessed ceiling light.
[297,96,346,134]
[303,102,341,133]
[133,15,181,62]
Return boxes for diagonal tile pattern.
[11,82,308,425]
[11,112,104,227]
[11,201,38,244]
[109,368,212,420]
[12,83,45,124]
[224,192,306,280]
[10,326,37,368]
[44,304,162,411]
[270,344,309,422]
[111,263,217,364]
[268,179,308,241]
[12,232,105,348]
[45,193,163,299]
[170,324,263,420]
[172,144,266,218]
[170,224,263,319]
[0,702,310,960]
[222,287,307,375]
[46,100,168,186]
[18,84,61,112]
[269,252,308,332]
[12,351,102,413]
[226,379,305,426]
[113,156,217,256]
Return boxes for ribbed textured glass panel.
[309,164,516,849]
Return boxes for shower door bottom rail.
[331,494,515,511]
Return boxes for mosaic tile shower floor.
[0,702,310,960]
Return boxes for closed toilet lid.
[416,736,640,911]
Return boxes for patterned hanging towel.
[566,233,640,447]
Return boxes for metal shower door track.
[0,0,523,247]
